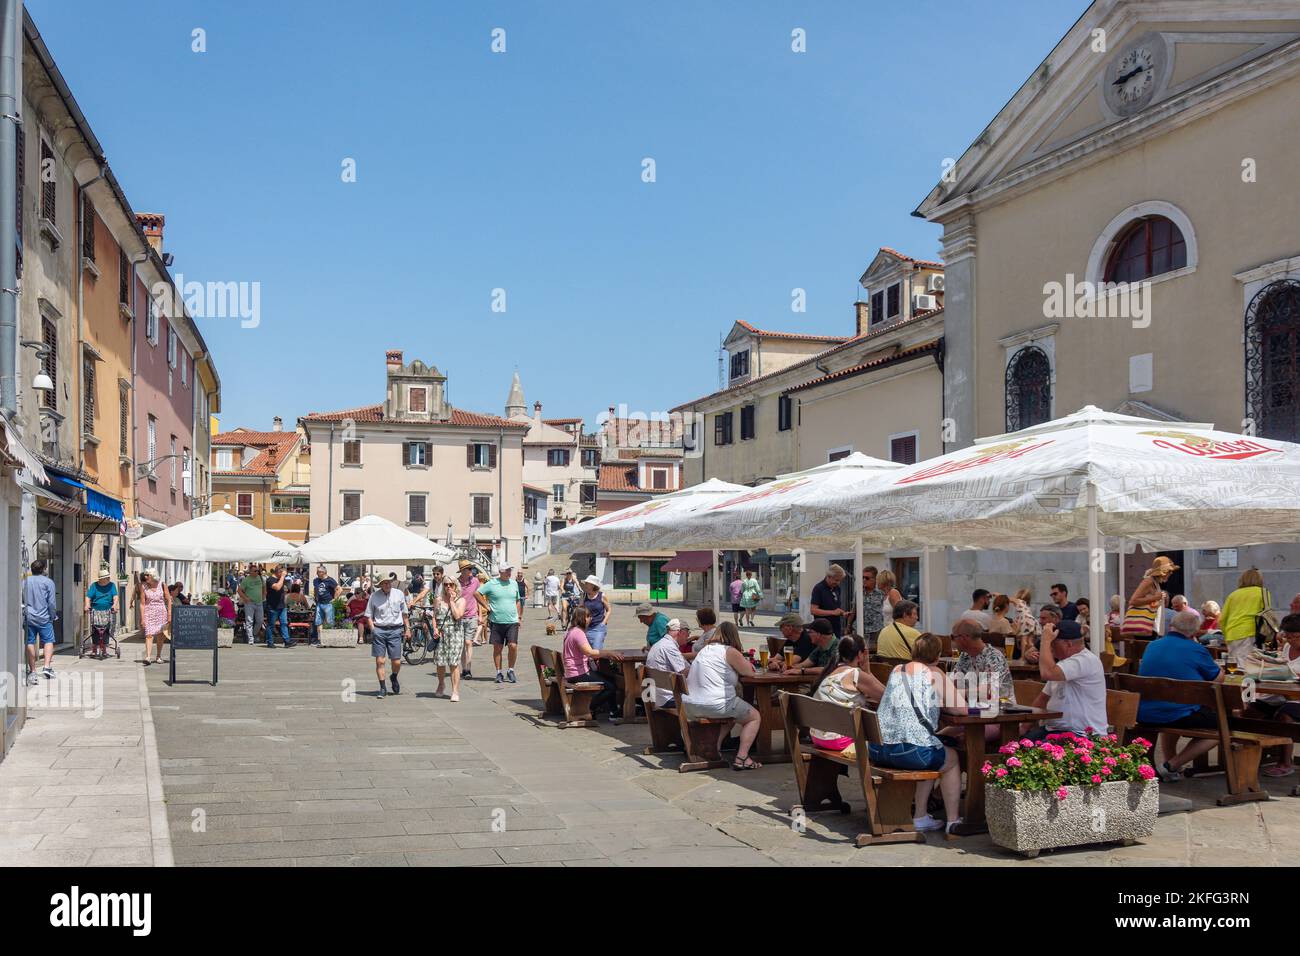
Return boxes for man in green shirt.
[636,603,670,647]
[480,564,521,684]
[237,565,266,645]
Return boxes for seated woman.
[561,607,624,718]
[681,622,763,770]
[285,582,309,609]
[216,590,237,623]
[870,633,968,834]
[694,607,718,647]
[807,635,885,756]
[1251,613,1300,778]
[347,589,371,645]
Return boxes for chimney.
[386,350,403,373]
[533,401,542,424]
[136,213,165,255]
[855,300,870,337]
[272,416,283,432]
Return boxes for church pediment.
[916,0,1300,219]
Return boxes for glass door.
[649,561,668,601]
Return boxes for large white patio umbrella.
[818,405,1300,649]
[128,510,301,563]
[297,514,456,565]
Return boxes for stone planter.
[319,628,359,648]
[985,780,1158,857]
[217,627,236,648]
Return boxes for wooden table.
[597,649,648,724]
[739,672,816,764]
[1224,674,1300,700]
[944,706,1062,835]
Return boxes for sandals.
[1263,765,1295,778]
[732,756,762,771]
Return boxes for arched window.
[1005,345,1052,432]
[1103,215,1187,283]
[1245,279,1300,442]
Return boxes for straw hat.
[457,559,475,573]
[1147,555,1180,579]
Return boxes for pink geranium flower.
[1100,766,1112,775]
[981,762,993,775]
[1006,756,1022,768]
[995,768,1008,778]
[1091,774,1102,783]
[1138,764,1157,780]
[1103,756,1117,766]
[1055,786,1068,801]
[1079,754,1092,764]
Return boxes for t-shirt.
[729,579,743,603]
[877,621,922,659]
[239,575,264,604]
[959,609,993,630]
[1058,601,1079,622]
[313,576,337,605]
[1220,586,1267,642]
[810,579,845,636]
[516,579,527,600]
[347,595,368,619]
[644,612,670,647]
[953,644,1013,699]
[544,575,561,597]
[479,578,520,624]
[264,575,287,611]
[217,595,237,620]
[87,581,117,611]
[366,587,408,628]
[1044,649,1108,734]
[459,576,480,619]
[1137,635,1222,723]
[645,637,688,707]
[562,627,591,679]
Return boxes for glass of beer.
[783,647,794,669]
[1003,641,1015,662]
[759,649,769,668]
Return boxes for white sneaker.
[506,668,517,683]
[26,671,39,686]
[42,666,54,680]
[912,814,944,832]
[945,818,964,835]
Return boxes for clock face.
[1103,34,1166,117]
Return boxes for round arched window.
[1005,345,1052,432]
[1103,215,1187,283]
[1245,279,1300,443]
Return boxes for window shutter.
[15,124,24,277]
[488,444,497,468]
[119,250,129,305]
[401,442,409,466]
[41,317,56,410]
[466,442,474,468]
[82,359,95,431]
[40,139,55,222]
[81,192,95,262]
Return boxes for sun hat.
[97,564,111,580]
[458,559,475,572]
[666,618,686,631]
[1148,555,1179,578]
[634,603,654,617]
[777,612,803,630]
[582,574,602,588]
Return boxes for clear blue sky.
[27,0,1083,432]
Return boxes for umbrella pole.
[1087,483,1105,654]
[854,537,864,639]
[711,550,721,615]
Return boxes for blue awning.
[43,472,125,522]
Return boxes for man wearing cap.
[636,604,671,648]
[1021,619,1107,741]
[457,560,480,678]
[645,619,694,707]
[481,564,521,683]
[365,575,410,698]
[312,566,338,647]
[771,617,837,673]
[84,566,119,661]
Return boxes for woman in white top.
[876,570,903,624]
[682,622,763,770]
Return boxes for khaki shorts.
[683,697,756,722]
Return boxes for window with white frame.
[146,300,158,345]
[147,415,156,469]
[170,437,177,488]
[216,447,233,470]
[553,483,565,503]
[403,440,428,466]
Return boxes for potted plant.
[981,730,1159,857]
[317,596,357,648]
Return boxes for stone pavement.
[1,600,1297,866]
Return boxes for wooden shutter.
[39,138,54,221]
[82,359,95,431]
[401,442,409,466]
[118,250,129,305]
[41,317,56,410]
[119,389,128,455]
[466,442,475,467]
[343,493,360,523]
[81,192,95,261]
[14,124,23,277]
[488,444,497,468]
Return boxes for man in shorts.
[365,576,410,699]
[480,563,521,683]
[23,560,58,683]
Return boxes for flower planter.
[319,628,358,648]
[217,628,236,648]
[986,779,1159,857]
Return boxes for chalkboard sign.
[169,604,218,685]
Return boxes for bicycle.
[403,605,436,665]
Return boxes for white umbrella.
[823,405,1300,649]
[550,477,748,554]
[640,452,905,552]
[127,510,301,563]
[298,514,457,565]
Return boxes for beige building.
[915,0,1300,609]
[300,351,527,578]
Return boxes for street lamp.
[20,340,53,391]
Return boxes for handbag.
[1255,587,1280,646]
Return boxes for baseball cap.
[777,613,803,630]
[810,619,834,636]
[634,603,654,617]
[1055,619,1083,641]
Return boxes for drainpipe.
[0,0,20,417]
[497,424,504,565]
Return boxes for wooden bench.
[641,666,731,772]
[780,692,941,847]
[529,646,605,729]
[1115,673,1291,805]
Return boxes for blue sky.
[27,0,1084,431]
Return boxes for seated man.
[877,600,922,659]
[1138,608,1225,781]
[645,620,693,708]
[1021,619,1107,741]
[1023,604,1063,664]
[947,620,1013,742]
[774,612,806,648]
[635,603,671,648]
[779,618,837,674]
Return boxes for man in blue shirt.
[23,560,58,683]
[1138,609,1224,781]
[311,566,337,646]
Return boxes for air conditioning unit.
[926,274,945,293]
[912,293,938,313]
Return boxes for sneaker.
[1159,761,1182,782]
[506,668,517,684]
[495,671,505,684]
[377,684,387,699]
[26,671,39,686]
[463,669,472,679]
[390,675,400,695]
[912,814,944,832]
[284,641,296,648]
[945,818,965,835]
[42,666,54,680]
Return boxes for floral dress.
[141,583,169,638]
[432,599,467,668]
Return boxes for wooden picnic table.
[944,705,1062,836]
[1224,674,1300,701]
[739,671,818,764]
[597,648,649,724]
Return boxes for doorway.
[892,557,921,611]
[1125,547,1184,603]
[649,561,668,601]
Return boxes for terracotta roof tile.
[212,429,299,477]
[734,319,849,344]
[786,339,943,393]
[300,404,528,429]
[878,247,945,270]
[597,461,677,494]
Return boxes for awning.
[1,419,47,483]
[19,480,80,516]
[661,550,714,573]
[44,474,125,522]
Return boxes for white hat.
[666,618,687,631]
[582,575,602,588]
